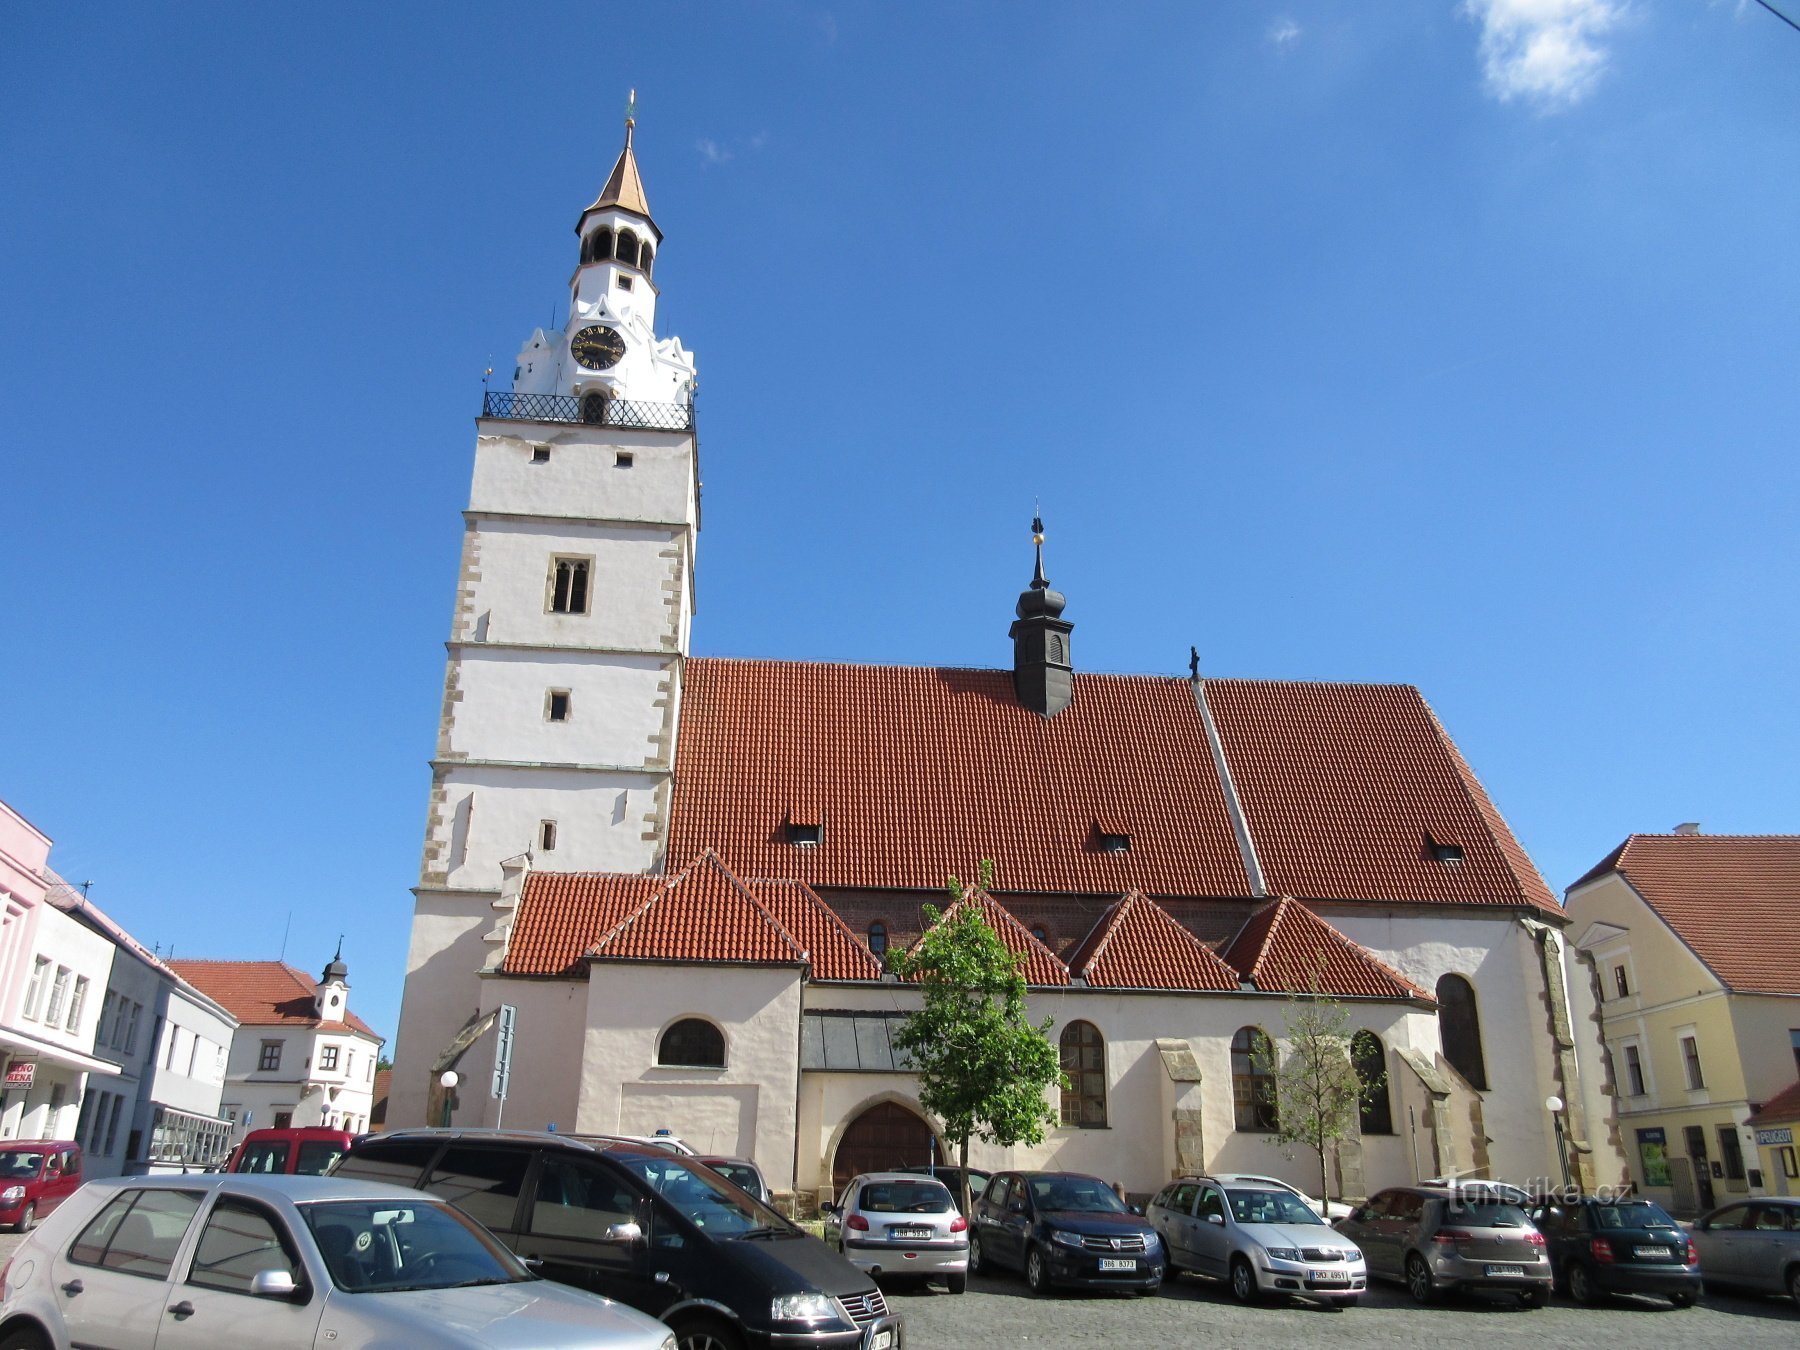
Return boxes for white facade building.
[0,891,115,1143]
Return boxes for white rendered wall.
[390,892,496,1129]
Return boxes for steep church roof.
[1067,890,1240,991]
[666,658,1559,914]
[587,851,805,966]
[903,888,1070,987]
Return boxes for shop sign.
[2,1061,36,1088]
[1636,1126,1671,1187]
[1755,1126,1794,1147]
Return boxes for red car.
[0,1141,82,1231]
[224,1126,354,1176]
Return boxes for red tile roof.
[905,889,1070,987]
[1575,835,1800,995]
[1749,1078,1800,1127]
[748,879,883,982]
[588,851,806,966]
[504,873,660,976]
[1067,891,1240,991]
[1223,898,1432,1001]
[168,960,380,1038]
[666,660,1557,914]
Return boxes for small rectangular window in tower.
[615,452,634,468]
[531,445,551,464]
[548,556,591,614]
[1614,964,1630,998]
[616,274,633,291]
[539,820,558,852]
[546,689,571,722]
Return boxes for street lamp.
[440,1070,460,1128]
[1546,1094,1571,1190]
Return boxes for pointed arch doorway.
[831,1101,935,1192]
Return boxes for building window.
[548,556,591,614]
[22,957,48,1020]
[66,976,88,1032]
[615,274,633,291]
[616,229,640,267]
[1681,1035,1705,1090]
[1059,1021,1107,1127]
[546,689,572,722]
[615,452,634,467]
[1352,1031,1393,1135]
[123,1002,140,1054]
[1614,964,1630,999]
[258,1041,282,1072]
[319,1045,339,1072]
[1232,1026,1278,1132]
[640,244,653,276]
[1030,924,1051,946]
[867,923,887,957]
[1623,1042,1646,1096]
[657,1018,725,1068]
[1780,1146,1799,1180]
[538,820,558,852]
[45,966,71,1026]
[1436,974,1489,1091]
[1718,1124,1745,1180]
[580,390,611,422]
[786,822,822,847]
[1790,1028,1799,1077]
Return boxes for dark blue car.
[1528,1196,1701,1307]
[968,1170,1165,1295]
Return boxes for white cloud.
[1269,17,1302,48]
[696,138,733,166]
[1464,0,1624,109]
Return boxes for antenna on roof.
[278,910,292,962]
[78,880,93,897]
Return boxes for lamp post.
[1546,1094,1571,1191]
[440,1070,460,1128]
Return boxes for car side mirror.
[250,1270,300,1299]
[1206,1213,1224,1226]
[602,1221,644,1244]
[1130,1204,1144,1216]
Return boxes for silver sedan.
[0,1172,677,1350]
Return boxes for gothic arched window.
[1060,1021,1106,1127]
[1232,1026,1278,1132]
[1436,974,1489,1090]
[867,922,888,958]
[584,228,613,263]
[657,1018,725,1068]
[1352,1030,1393,1135]
[639,244,653,276]
[616,229,640,268]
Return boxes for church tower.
[391,97,699,1126]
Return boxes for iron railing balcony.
[481,389,695,432]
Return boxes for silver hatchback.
[825,1172,969,1293]
[1335,1185,1551,1307]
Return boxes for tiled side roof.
[1588,835,1800,995]
[1204,679,1559,912]
[589,852,806,966]
[666,659,1557,914]
[1748,1078,1800,1127]
[906,890,1070,987]
[1223,898,1432,1001]
[503,873,660,976]
[168,960,380,1038]
[1067,891,1240,991]
[749,880,883,982]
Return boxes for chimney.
[1672,822,1701,836]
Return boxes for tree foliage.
[1268,955,1377,1205]
[889,865,1064,1212]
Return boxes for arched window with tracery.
[1352,1030,1393,1135]
[1059,1021,1107,1127]
[1436,974,1488,1090]
[1232,1026,1278,1132]
[657,1018,725,1068]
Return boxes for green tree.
[889,864,1065,1214]
[1268,958,1373,1206]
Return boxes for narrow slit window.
[546,690,571,722]
[616,274,633,291]
[531,446,551,464]
[539,820,558,852]
[549,557,591,614]
[615,452,634,468]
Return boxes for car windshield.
[614,1154,793,1237]
[1227,1189,1324,1226]
[1591,1201,1679,1231]
[860,1180,954,1214]
[1028,1177,1130,1213]
[301,1199,527,1293]
[295,1141,347,1175]
[709,1163,760,1192]
[1445,1201,1529,1228]
[0,1151,44,1178]
[234,1142,291,1174]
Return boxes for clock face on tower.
[571,325,627,371]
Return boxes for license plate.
[870,1332,893,1350]
[1098,1257,1136,1271]
[890,1226,932,1240]
[1311,1269,1349,1282]
[1636,1245,1671,1258]
[1484,1264,1525,1277]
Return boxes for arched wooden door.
[832,1102,934,1191]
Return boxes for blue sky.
[4,2,1797,1052]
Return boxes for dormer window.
[1425,832,1464,865]
[1092,820,1130,854]
[786,808,823,847]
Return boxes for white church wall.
[433,765,666,886]
[452,976,588,1134]
[469,429,696,525]
[390,891,497,1129]
[451,650,676,769]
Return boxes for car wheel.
[0,1325,50,1350]
[1026,1245,1051,1295]
[947,1273,967,1295]
[1518,1289,1546,1309]
[670,1314,743,1350]
[1568,1261,1600,1306]
[1788,1264,1800,1309]
[1405,1253,1435,1306]
[1669,1291,1696,1309]
[14,1203,33,1233]
[1230,1257,1258,1304]
[968,1232,985,1275]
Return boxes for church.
[390,110,1625,1206]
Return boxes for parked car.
[0,1171,677,1349]
[0,1140,81,1232]
[1527,1195,1700,1307]
[892,1166,991,1214]
[1209,1172,1354,1222]
[968,1170,1164,1295]
[693,1156,771,1204]
[824,1172,968,1292]
[333,1128,901,1350]
[579,1132,696,1156]
[1690,1196,1800,1307]
[1419,1177,1532,1205]
[224,1127,355,1177]
[1148,1176,1366,1306]
[1334,1185,1551,1307]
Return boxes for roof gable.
[749,879,883,982]
[504,873,660,976]
[906,889,1070,987]
[1068,891,1240,991]
[588,851,806,966]
[1222,898,1431,1001]
[167,960,379,1039]
[1749,1078,1800,1127]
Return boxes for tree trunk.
[959,1133,972,1217]
[1318,1142,1330,1210]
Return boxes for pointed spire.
[583,87,656,226]
[1009,511,1074,717]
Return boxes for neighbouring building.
[170,954,383,1137]
[1567,831,1800,1214]
[53,885,237,1176]
[392,111,1624,1206]
[1747,1081,1800,1197]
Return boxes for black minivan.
[334,1128,901,1350]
